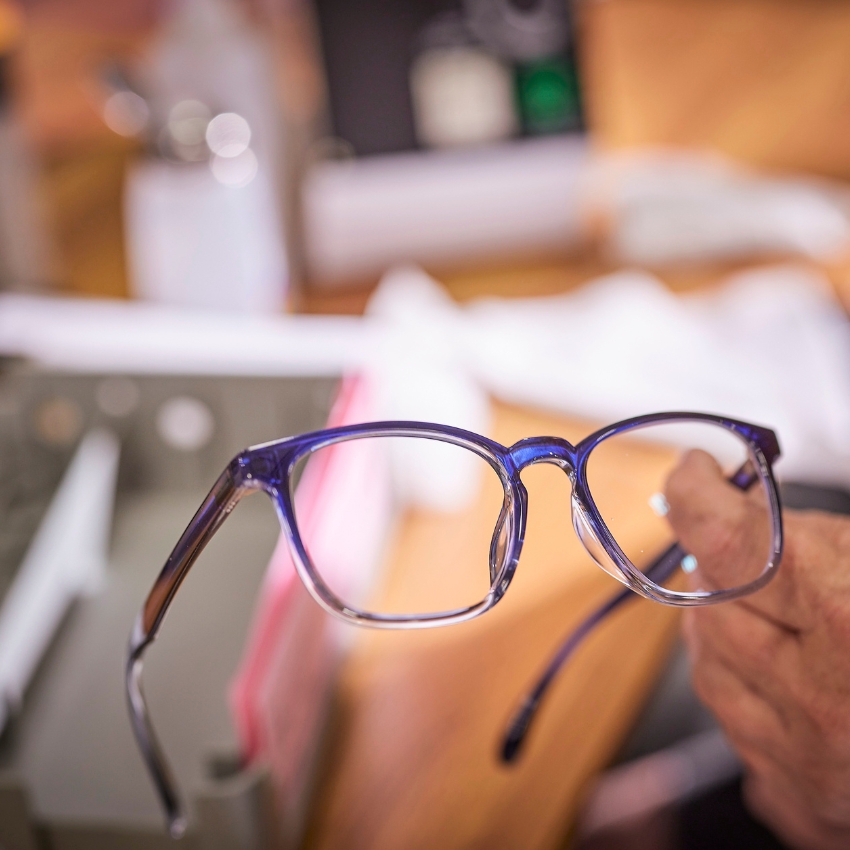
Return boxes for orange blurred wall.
[580,0,850,179]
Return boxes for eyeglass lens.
[292,436,508,617]
[585,421,774,593]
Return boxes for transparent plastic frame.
[126,411,782,837]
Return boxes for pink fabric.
[228,374,390,827]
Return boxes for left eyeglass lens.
[291,436,509,618]
[584,421,776,594]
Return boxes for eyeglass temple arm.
[126,464,251,839]
[500,543,683,761]
[500,459,764,763]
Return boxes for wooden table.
[303,402,682,850]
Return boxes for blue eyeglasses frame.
[127,411,782,838]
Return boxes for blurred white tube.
[304,135,587,284]
[587,150,850,266]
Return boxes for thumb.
[664,449,772,593]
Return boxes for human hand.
[665,450,850,850]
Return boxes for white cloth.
[369,264,850,488]
[585,150,850,266]
[3,262,850,488]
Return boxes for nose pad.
[489,507,512,586]
[571,495,629,586]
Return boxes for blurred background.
[0,0,588,307]
[5,0,850,308]
[3,1,850,848]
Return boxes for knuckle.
[731,707,770,747]
[801,693,850,753]
[729,738,759,770]
[689,669,750,739]
[817,593,850,648]
[720,699,773,753]
[707,606,780,674]
[739,626,782,671]
[689,669,735,726]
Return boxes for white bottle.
[125,0,289,313]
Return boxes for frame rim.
[267,422,527,628]
[573,412,784,605]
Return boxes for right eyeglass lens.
[585,421,775,593]
[291,435,509,618]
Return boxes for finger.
[665,450,774,592]
[731,509,841,635]
[683,610,793,758]
[689,604,850,840]
[665,451,804,631]
[744,773,817,848]
[745,772,850,850]
[684,603,800,712]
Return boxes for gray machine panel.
[0,369,338,849]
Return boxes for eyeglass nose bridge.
[507,436,632,586]
[508,436,576,473]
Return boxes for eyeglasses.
[126,411,783,837]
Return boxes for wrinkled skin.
[665,450,850,850]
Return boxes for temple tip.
[500,700,535,764]
[168,814,188,840]
[501,731,523,763]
